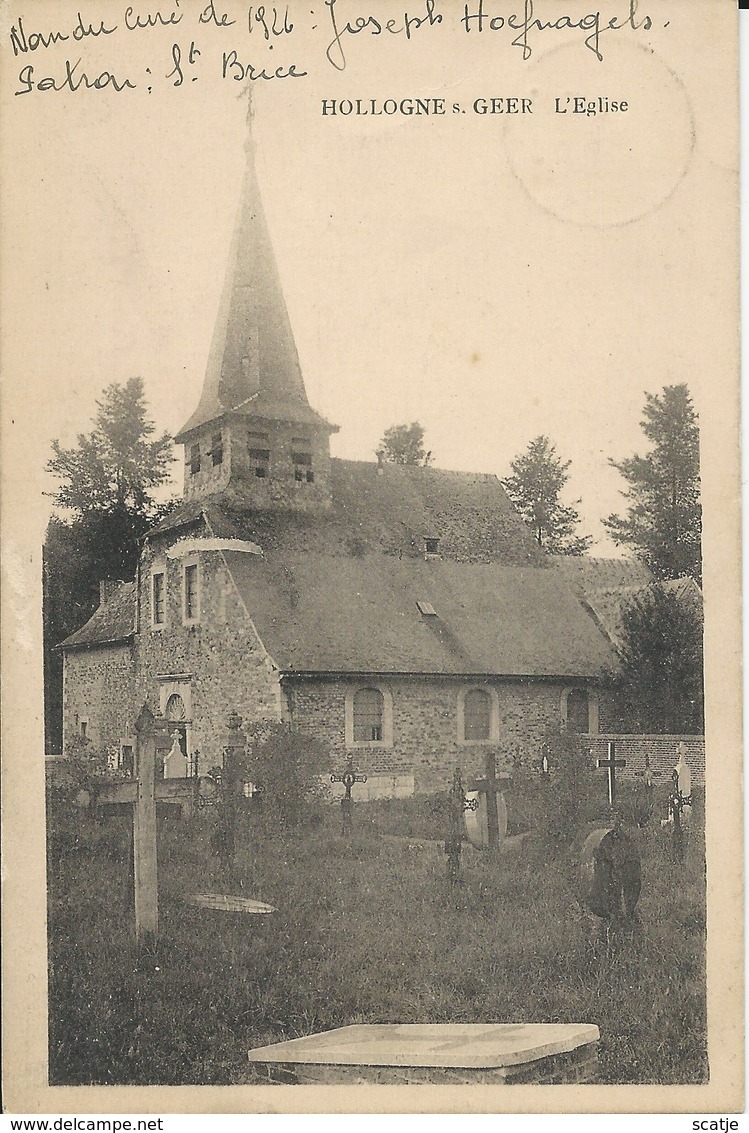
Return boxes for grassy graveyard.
[47,772,707,1087]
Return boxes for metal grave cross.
[597,740,626,808]
[331,756,367,835]
[465,753,512,850]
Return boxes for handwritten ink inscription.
[8,0,668,97]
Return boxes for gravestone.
[583,739,641,924]
[247,1023,600,1084]
[579,822,641,922]
[163,730,190,779]
[463,754,511,850]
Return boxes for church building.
[60,137,617,795]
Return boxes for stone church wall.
[287,677,601,794]
[63,542,286,768]
[132,540,283,768]
[63,644,136,756]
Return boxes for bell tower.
[175,127,338,510]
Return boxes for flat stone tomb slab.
[248,1022,599,1069]
[186,894,277,914]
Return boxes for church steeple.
[176,126,337,508]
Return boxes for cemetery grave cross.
[468,752,512,849]
[92,704,194,949]
[597,740,626,808]
[445,767,477,884]
[330,755,367,835]
[213,711,248,876]
[127,703,175,948]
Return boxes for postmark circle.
[503,41,695,228]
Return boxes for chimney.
[99,579,125,607]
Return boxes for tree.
[44,378,175,751]
[502,435,592,555]
[603,384,702,582]
[610,583,704,734]
[378,422,433,466]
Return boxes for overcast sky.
[3,0,737,555]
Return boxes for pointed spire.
[176,112,330,441]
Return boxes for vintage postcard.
[1,0,741,1115]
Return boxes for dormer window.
[189,444,201,476]
[292,439,313,482]
[210,432,223,467]
[248,432,270,478]
[424,537,441,559]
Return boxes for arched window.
[566,689,590,733]
[457,686,498,744]
[353,687,384,742]
[463,689,492,741]
[165,693,186,721]
[560,687,598,734]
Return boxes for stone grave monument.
[247,1022,600,1084]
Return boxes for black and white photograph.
[1,0,742,1114]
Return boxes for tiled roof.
[150,459,547,566]
[583,577,703,650]
[60,466,620,677]
[223,551,617,678]
[551,556,653,594]
[58,582,135,650]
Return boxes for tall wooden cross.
[597,740,626,808]
[445,767,473,884]
[94,703,192,948]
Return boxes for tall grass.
[47,784,706,1086]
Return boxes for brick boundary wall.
[587,735,705,787]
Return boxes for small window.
[463,689,491,741]
[425,537,440,555]
[248,432,270,478]
[353,687,384,742]
[80,719,88,740]
[183,562,199,623]
[120,744,134,776]
[416,600,437,616]
[292,438,313,483]
[210,432,223,467]
[152,571,166,626]
[291,440,312,466]
[189,443,201,475]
